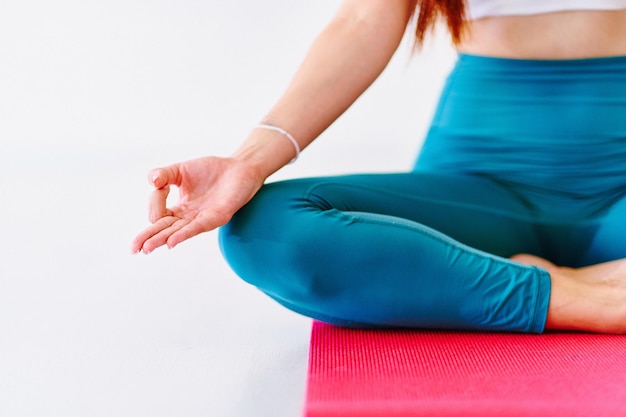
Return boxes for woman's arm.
[132,0,415,253]
[232,0,415,177]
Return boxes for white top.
[467,0,626,20]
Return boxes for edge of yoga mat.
[304,321,626,417]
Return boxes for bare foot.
[511,253,626,280]
[510,254,559,272]
[511,254,626,334]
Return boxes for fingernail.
[151,174,159,184]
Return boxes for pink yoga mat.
[305,321,626,417]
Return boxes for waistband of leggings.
[456,53,626,74]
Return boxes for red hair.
[411,0,467,46]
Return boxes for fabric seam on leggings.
[303,181,544,224]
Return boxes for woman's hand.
[131,156,265,254]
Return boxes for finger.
[143,218,192,253]
[130,237,143,254]
[148,164,182,189]
[131,216,178,253]
[166,218,211,249]
[148,185,173,223]
[167,210,231,248]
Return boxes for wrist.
[255,124,300,163]
[231,126,302,178]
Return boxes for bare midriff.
[457,10,626,59]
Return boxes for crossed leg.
[220,171,626,333]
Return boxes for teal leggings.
[219,54,626,333]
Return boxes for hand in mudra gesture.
[131,156,264,254]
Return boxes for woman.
[131,0,626,333]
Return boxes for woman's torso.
[418,8,626,216]
[457,10,626,59]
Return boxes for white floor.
[0,2,455,416]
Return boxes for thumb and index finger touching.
[147,164,181,223]
[134,161,231,253]
[131,164,188,254]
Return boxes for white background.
[0,1,455,416]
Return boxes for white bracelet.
[255,123,301,163]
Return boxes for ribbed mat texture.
[305,321,626,417]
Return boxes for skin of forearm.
[232,3,412,179]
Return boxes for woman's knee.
[218,180,326,303]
